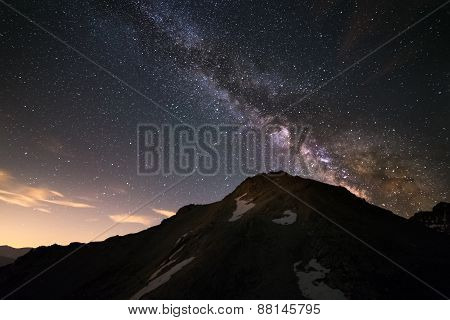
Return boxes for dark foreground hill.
[0,172,449,299]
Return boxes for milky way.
[103,0,449,215]
[0,0,449,246]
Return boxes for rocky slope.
[410,202,449,234]
[0,172,449,299]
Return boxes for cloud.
[41,198,94,208]
[152,208,176,217]
[0,169,94,211]
[109,208,176,227]
[0,170,13,183]
[108,214,154,226]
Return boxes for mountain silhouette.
[0,172,449,299]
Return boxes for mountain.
[410,202,449,235]
[0,172,449,299]
[0,246,31,267]
[0,256,15,268]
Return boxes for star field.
[0,0,449,246]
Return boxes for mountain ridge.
[0,172,449,299]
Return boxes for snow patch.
[132,257,195,299]
[169,245,185,260]
[148,244,186,281]
[229,193,255,222]
[272,210,297,225]
[293,259,346,299]
[175,232,189,245]
[149,259,177,281]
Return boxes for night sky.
[0,0,449,247]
